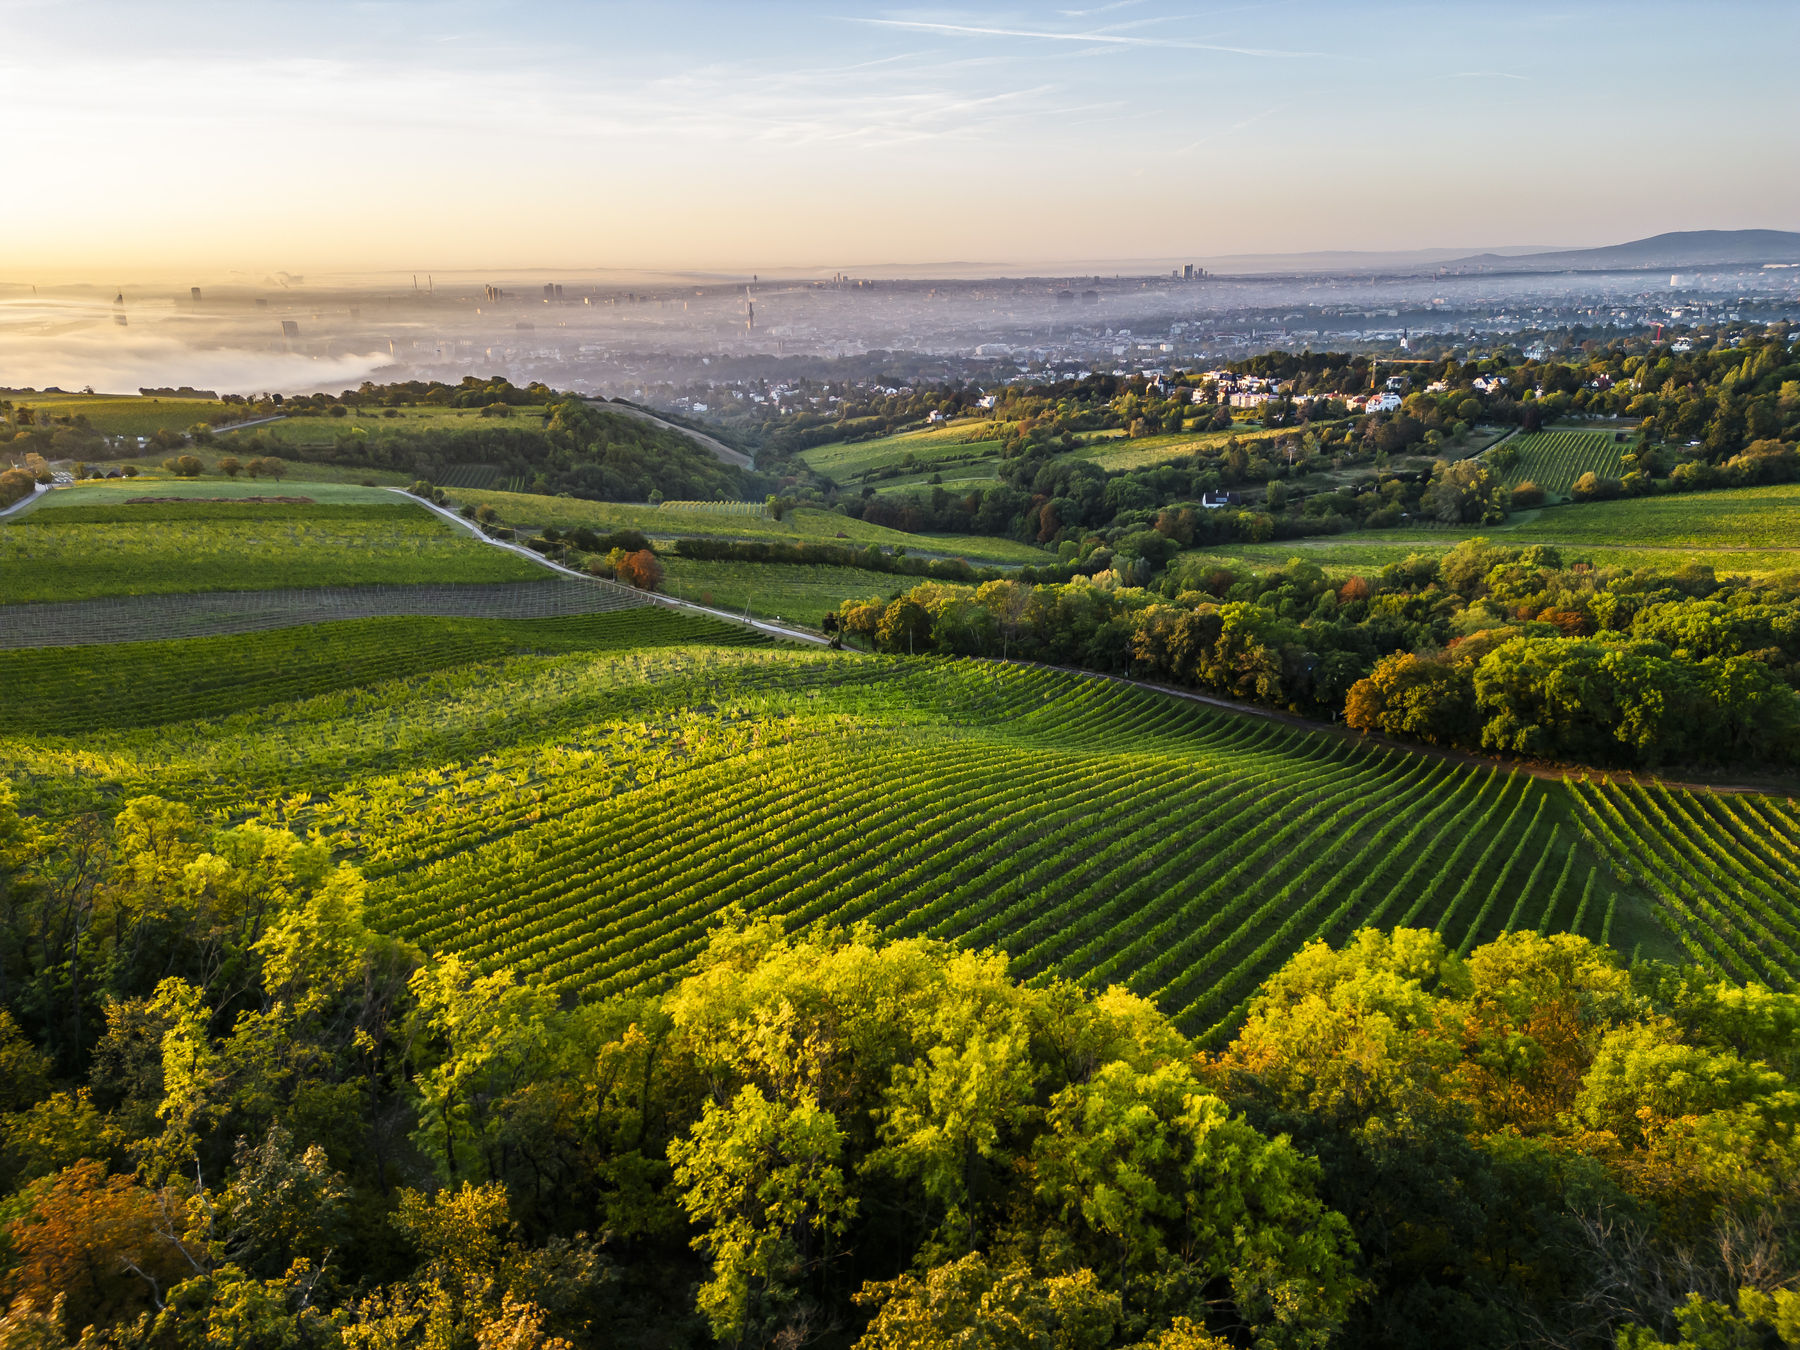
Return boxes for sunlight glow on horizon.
[2,0,1796,277]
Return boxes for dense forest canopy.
[0,784,1795,1349]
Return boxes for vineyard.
[16,623,1784,1042]
[1493,429,1628,493]
[1567,778,1800,990]
[658,499,767,517]
[0,499,542,603]
[0,579,644,648]
[0,608,770,734]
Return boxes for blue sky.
[4,0,1796,274]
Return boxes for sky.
[3,0,1798,278]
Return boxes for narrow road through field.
[0,484,50,520]
[214,414,287,434]
[582,399,753,469]
[394,489,831,646]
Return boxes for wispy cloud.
[846,16,1335,59]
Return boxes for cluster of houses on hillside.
[1193,369,1411,415]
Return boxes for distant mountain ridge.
[1435,229,1800,274]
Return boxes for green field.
[14,478,401,514]
[0,497,541,604]
[1492,428,1631,494]
[0,608,758,734]
[661,555,898,621]
[799,422,1009,482]
[5,392,236,435]
[442,487,1052,564]
[1180,483,1800,579]
[802,421,1299,496]
[260,403,550,449]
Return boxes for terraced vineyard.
[1494,428,1629,494]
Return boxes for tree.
[609,549,663,591]
[215,456,242,478]
[1,1161,194,1331]
[1344,653,1477,746]
[1420,459,1503,524]
[1035,1060,1358,1347]
[668,1084,856,1344]
[877,597,931,655]
[855,1254,1119,1350]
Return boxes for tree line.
[0,785,1794,1348]
[832,539,1800,769]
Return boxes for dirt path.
[0,484,49,520]
[394,489,832,646]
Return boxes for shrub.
[1509,480,1547,509]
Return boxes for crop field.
[0,498,541,604]
[1493,429,1629,493]
[802,421,1299,494]
[13,635,1741,1044]
[0,578,643,648]
[1177,483,1800,579]
[261,404,550,448]
[660,556,898,621]
[0,608,764,734]
[800,423,1009,482]
[1067,423,1292,473]
[5,393,237,436]
[1567,777,1800,989]
[439,487,1052,564]
[659,499,768,517]
[17,479,401,513]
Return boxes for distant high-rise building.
[190,286,202,302]
[281,320,300,338]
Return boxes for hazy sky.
[5,0,1797,276]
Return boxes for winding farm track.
[0,485,49,520]
[396,490,831,646]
